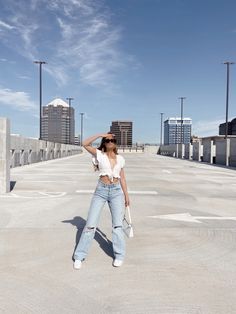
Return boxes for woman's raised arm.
[82,133,111,155]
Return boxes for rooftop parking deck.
[1,151,236,314]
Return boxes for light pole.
[223,62,234,139]
[160,112,164,146]
[34,61,47,140]
[66,97,74,144]
[179,97,186,144]
[175,119,177,144]
[80,113,85,146]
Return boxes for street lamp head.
[223,61,235,65]
[34,60,47,64]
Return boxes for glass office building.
[164,117,192,145]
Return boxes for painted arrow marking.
[148,212,236,224]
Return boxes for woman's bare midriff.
[99,175,120,185]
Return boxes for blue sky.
[0,0,236,143]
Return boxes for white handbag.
[123,206,134,238]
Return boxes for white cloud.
[193,118,224,137]
[0,0,133,88]
[0,58,16,64]
[53,2,124,86]
[48,0,97,17]
[0,88,37,111]
[45,64,69,86]
[56,17,73,40]
[11,16,39,60]
[0,20,15,30]
[18,75,31,80]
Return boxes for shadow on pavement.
[10,181,16,191]
[62,216,114,260]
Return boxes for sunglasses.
[104,138,117,144]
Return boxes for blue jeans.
[74,180,126,261]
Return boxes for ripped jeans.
[74,180,125,261]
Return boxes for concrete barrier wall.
[144,145,159,154]
[10,135,82,168]
[159,138,236,168]
[118,145,145,153]
[0,117,82,193]
[158,145,177,157]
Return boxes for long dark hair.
[97,132,118,155]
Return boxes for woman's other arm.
[120,168,130,207]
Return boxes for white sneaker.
[113,259,123,267]
[73,260,82,269]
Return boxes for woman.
[73,132,130,269]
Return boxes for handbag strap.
[125,206,132,224]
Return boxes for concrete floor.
[1,151,236,314]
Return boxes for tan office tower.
[41,98,75,144]
[110,121,133,146]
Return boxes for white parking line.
[0,192,67,199]
[148,212,236,223]
[0,190,158,199]
[162,169,172,174]
[76,190,158,195]
[16,180,78,183]
[129,191,158,195]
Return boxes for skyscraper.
[110,121,133,146]
[164,117,192,145]
[41,98,75,144]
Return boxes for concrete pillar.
[210,141,216,164]
[0,118,10,193]
[185,143,192,160]
[178,144,185,158]
[175,144,179,158]
[215,138,230,166]
[193,142,202,162]
[226,138,230,167]
[202,139,215,164]
[229,138,236,167]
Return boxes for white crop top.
[92,149,125,182]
